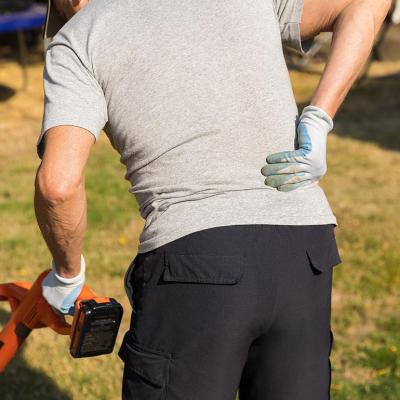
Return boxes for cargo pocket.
[118,331,171,400]
[162,252,244,284]
[305,225,342,274]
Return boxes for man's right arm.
[261,0,391,192]
[301,0,392,117]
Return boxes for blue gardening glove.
[41,254,86,316]
[261,105,334,192]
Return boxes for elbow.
[353,0,392,12]
[35,167,84,205]
[332,0,393,35]
[363,0,392,18]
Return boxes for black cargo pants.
[118,224,342,400]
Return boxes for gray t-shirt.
[38,0,337,254]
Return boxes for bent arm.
[301,0,392,117]
[34,126,94,278]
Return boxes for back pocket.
[162,252,244,284]
[119,331,171,400]
[304,225,342,274]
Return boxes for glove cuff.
[301,105,334,133]
[52,254,86,286]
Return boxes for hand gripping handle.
[0,270,95,372]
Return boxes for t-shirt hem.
[137,214,338,254]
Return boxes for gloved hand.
[41,254,86,315]
[261,105,334,192]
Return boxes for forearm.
[34,170,86,278]
[310,0,392,117]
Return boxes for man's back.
[39,0,337,253]
[35,1,392,398]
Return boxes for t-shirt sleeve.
[273,0,314,55]
[37,34,108,159]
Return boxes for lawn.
[0,44,399,399]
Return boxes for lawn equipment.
[0,270,123,372]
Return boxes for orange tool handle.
[0,270,95,373]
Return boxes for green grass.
[1,59,399,399]
[332,316,400,399]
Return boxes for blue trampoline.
[0,4,47,89]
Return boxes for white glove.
[261,105,334,192]
[41,254,86,315]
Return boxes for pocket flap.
[163,253,244,284]
[118,332,170,388]
[305,226,342,273]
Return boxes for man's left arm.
[35,126,94,279]
[34,126,95,315]
[36,8,108,313]
[262,0,392,192]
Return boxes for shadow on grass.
[300,72,400,151]
[0,84,16,102]
[0,309,72,400]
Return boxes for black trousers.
[118,224,342,400]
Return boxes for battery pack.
[70,298,123,358]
